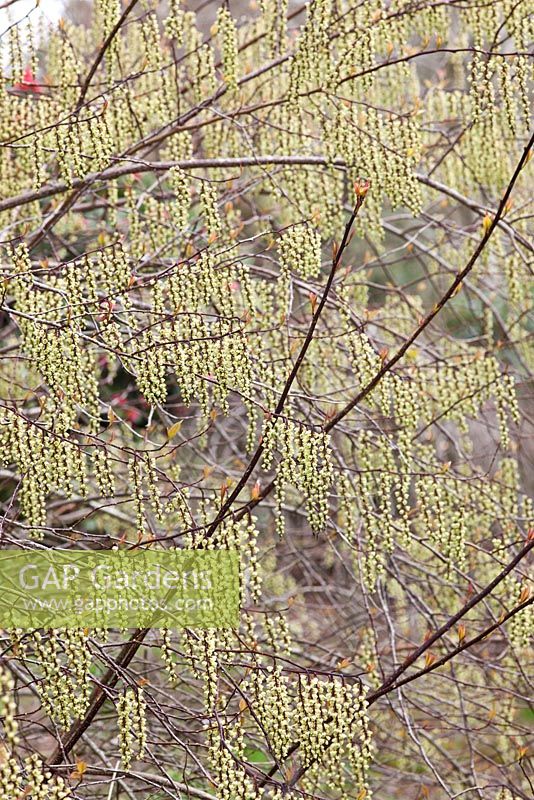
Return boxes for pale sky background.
[1,0,64,39]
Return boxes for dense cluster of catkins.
[242,669,372,795]
[262,418,334,536]
[0,668,72,798]
[117,687,147,770]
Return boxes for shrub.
[0,1,532,798]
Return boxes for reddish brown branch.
[48,627,150,765]
[324,130,534,432]
[76,0,140,111]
